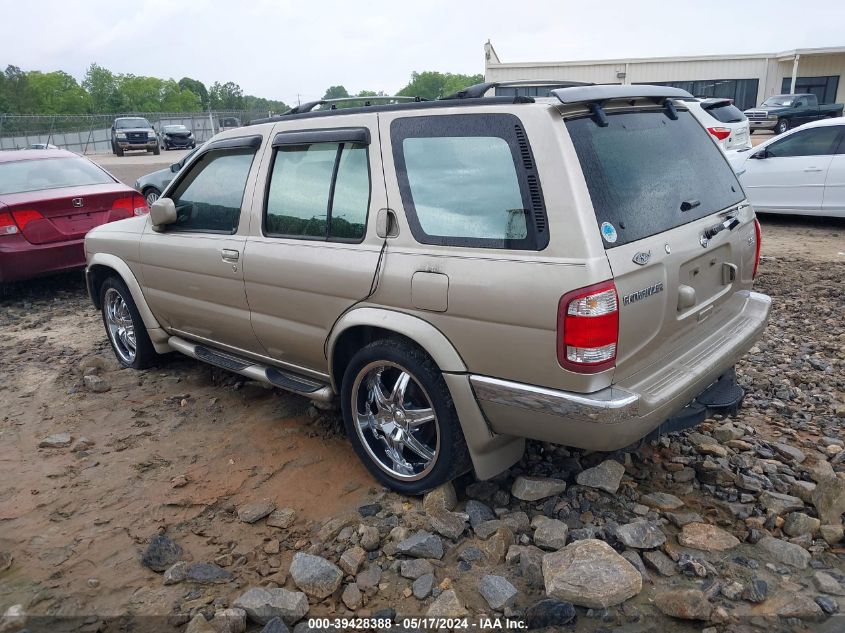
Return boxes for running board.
[167,335,334,402]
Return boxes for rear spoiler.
[551,85,694,126]
[551,85,693,105]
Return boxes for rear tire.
[340,339,471,495]
[143,187,161,206]
[100,276,156,370]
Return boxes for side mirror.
[376,208,399,239]
[150,198,177,231]
[751,149,768,160]
[170,163,180,173]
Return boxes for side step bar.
[168,335,334,402]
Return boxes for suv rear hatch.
[701,99,750,150]
[563,97,759,383]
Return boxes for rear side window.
[391,114,548,250]
[703,102,745,123]
[566,110,744,248]
[264,142,370,242]
[168,148,256,233]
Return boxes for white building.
[483,41,845,110]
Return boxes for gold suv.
[85,83,771,494]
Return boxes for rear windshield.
[704,102,746,123]
[0,156,113,195]
[566,109,744,248]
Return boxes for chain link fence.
[0,111,270,154]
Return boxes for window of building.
[168,148,256,233]
[780,75,840,104]
[265,142,370,242]
[644,79,759,110]
[390,113,548,250]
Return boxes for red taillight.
[110,193,149,220]
[752,218,762,279]
[558,280,619,374]
[11,209,44,229]
[0,211,18,236]
[707,127,732,141]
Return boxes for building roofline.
[485,45,845,69]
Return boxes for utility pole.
[297,94,302,106]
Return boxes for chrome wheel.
[144,190,160,206]
[351,361,439,481]
[104,288,137,364]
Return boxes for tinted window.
[169,149,256,233]
[0,156,113,195]
[265,142,370,241]
[766,126,843,158]
[567,110,744,248]
[391,113,547,250]
[704,102,745,123]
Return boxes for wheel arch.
[327,308,467,393]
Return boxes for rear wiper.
[703,216,740,240]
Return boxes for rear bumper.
[471,290,771,451]
[0,235,85,282]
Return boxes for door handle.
[803,167,823,172]
[221,249,239,262]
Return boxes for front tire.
[153,144,161,156]
[100,276,156,370]
[340,339,471,495]
[775,119,789,134]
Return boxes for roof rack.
[442,80,594,100]
[287,95,426,115]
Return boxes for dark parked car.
[745,94,844,135]
[111,117,159,156]
[159,124,196,150]
[134,145,202,205]
[0,149,148,282]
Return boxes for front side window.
[265,142,370,242]
[168,148,256,233]
[766,127,843,158]
[391,114,547,250]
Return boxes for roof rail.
[287,95,426,115]
[442,80,594,100]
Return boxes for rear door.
[741,126,843,213]
[565,105,756,382]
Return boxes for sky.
[2,0,843,105]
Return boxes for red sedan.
[0,149,148,282]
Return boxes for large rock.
[643,550,677,577]
[511,476,567,501]
[186,562,233,584]
[141,534,183,572]
[772,442,806,464]
[542,539,642,608]
[811,477,845,525]
[782,512,820,537]
[478,575,518,610]
[400,559,433,580]
[186,614,216,633]
[523,599,577,629]
[258,619,288,633]
[639,492,684,511]
[233,588,308,625]
[266,508,296,529]
[423,482,457,515]
[813,571,845,596]
[426,589,467,617]
[339,546,366,576]
[397,530,444,559]
[759,491,804,515]
[412,573,434,600]
[750,592,823,619]
[575,460,625,493]
[289,553,343,599]
[757,536,811,569]
[653,588,712,620]
[238,499,277,524]
[211,608,247,633]
[614,521,666,549]
[532,516,569,550]
[38,433,73,448]
[429,510,467,541]
[465,500,495,528]
[678,523,740,551]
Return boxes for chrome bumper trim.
[469,375,639,424]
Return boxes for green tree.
[322,85,349,100]
[397,71,484,100]
[82,63,123,112]
[209,81,243,110]
[178,77,209,108]
[26,71,90,114]
[1,65,35,113]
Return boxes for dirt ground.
[0,214,843,630]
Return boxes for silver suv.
[85,83,771,494]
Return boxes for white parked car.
[681,98,752,152]
[728,118,845,217]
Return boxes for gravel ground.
[0,215,843,633]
